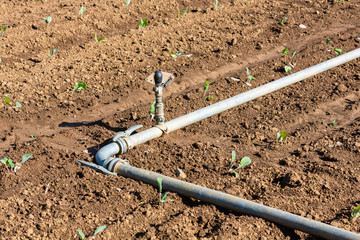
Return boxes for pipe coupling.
[112,137,128,154]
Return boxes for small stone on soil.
[175,168,187,179]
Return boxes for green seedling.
[277,130,288,142]
[177,8,189,23]
[0,25,8,39]
[326,38,331,44]
[94,32,105,46]
[138,18,148,34]
[203,80,213,100]
[170,51,182,59]
[246,67,255,81]
[30,135,36,138]
[148,101,156,122]
[330,120,336,126]
[282,48,296,72]
[73,81,87,92]
[157,178,172,203]
[280,17,288,25]
[350,205,360,221]
[229,151,251,178]
[47,48,58,60]
[15,102,22,108]
[4,95,9,109]
[125,0,130,6]
[214,0,219,11]
[0,58,2,64]
[1,157,15,170]
[76,225,108,240]
[334,48,343,55]
[79,5,86,18]
[44,16,52,25]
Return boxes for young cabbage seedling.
[157,178,172,203]
[214,0,219,11]
[203,80,213,100]
[4,95,9,109]
[246,67,255,81]
[73,81,87,92]
[334,48,343,55]
[0,25,8,39]
[47,48,58,60]
[282,48,296,73]
[177,8,189,23]
[147,101,156,122]
[350,205,360,221]
[94,32,105,46]
[170,51,182,59]
[125,0,130,6]
[138,18,148,34]
[277,130,288,142]
[44,16,52,25]
[79,5,86,18]
[280,17,288,25]
[228,151,251,177]
[76,225,108,240]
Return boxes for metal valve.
[145,71,175,125]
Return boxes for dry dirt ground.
[0,0,359,239]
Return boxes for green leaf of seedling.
[160,191,170,203]
[280,17,288,25]
[229,170,239,178]
[330,120,336,126]
[2,158,15,169]
[73,81,87,92]
[21,154,32,164]
[93,225,108,236]
[238,157,251,168]
[291,50,296,58]
[15,102,22,108]
[0,58,2,64]
[76,229,85,240]
[138,18,148,30]
[204,80,210,93]
[94,32,105,45]
[282,48,288,57]
[44,16,52,24]
[350,206,360,221]
[5,95,10,105]
[277,130,288,142]
[30,135,36,138]
[183,9,189,15]
[79,5,86,17]
[1,158,8,165]
[326,38,331,44]
[284,65,292,73]
[150,101,155,113]
[231,150,236,162]
[334,48,343,54]
[8,159,15,169]
[125,0,130,6]
[157,177,163,194]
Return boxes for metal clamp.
[112,125,143,154]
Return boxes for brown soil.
[0,0,359,239]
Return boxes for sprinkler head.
[154,70,163,86]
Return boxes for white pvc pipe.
[125,48,360,148]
